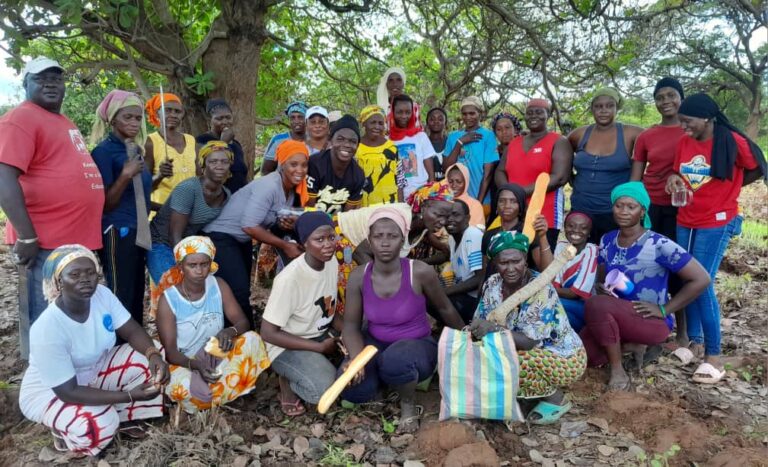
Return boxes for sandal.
[672,347,695,365]
[119,422,148,440]
[527,400,572,425]
[279,396,306,416]
[692,362,726,384]
[51,431,68,452]
[396,404,423,434]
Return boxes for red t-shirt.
[0,101,105,249]
[674,131,757,229]
[505,132,564,230]
[634,125,684,206]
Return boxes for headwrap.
[487,230,530,259]
[295,211,334,244]
[285,101,308,116]
[151,236,219,312]
[487,183,527,231]
[653,77,684,100]
[491,111,522,133]
[145,93,181,128]
[276,140,310,206]
[89,90,147,147]
[678,93,767,182]
[42,244,101,303]
[377,67,407,110]
[526,98,551,111]
[198,140,233,168]
[445,163,486,228]
[206,98,231,115]
[330,114,361,140]
[460,96,484,112]
[407,181,454,214]
[565,211,593,225]
[369,206,411,238]
[592,87,624,109]
[610,181,652,228]
[389,94,422,141]
[359,105,386,124]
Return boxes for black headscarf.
[497,183,527,228]
[653,77,685,100]
[678,93,766,182]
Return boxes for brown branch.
[317,0,374,13]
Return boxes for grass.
[736,219,768,252]
[319,444,361,467]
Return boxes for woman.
[445,163,485,229]
[260,212,341,416]
[356,105,404,206]
[144,93,196,211]
[306,106,330,156]
[197,98,248,193]
[568,87,645,244]
[471,231,586,424]
[426,107,448,181]
[495,99,572,246]
[580,182,710,390]
[203,140,309,318]
[341,207,465,432]
[390,94,435,198]
[90,90,152,324]
[147,141,232,300]
[19,245,169,456]
[666,93,766,383]
[544,211,598,332]
[376,67,422,130]
[155,236,269,413]
[489,112,523,217]
[631,77,687,343]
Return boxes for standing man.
[0,57,105,357]
[261,101,308,175]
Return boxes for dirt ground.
[0,186,766,466]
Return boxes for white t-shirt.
[20,285,131,420]
[392,132,435,198]
[262,253,338,361]
[448,226,484,297]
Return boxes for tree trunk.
[744,84,764,141]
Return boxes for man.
[261,101,308,175]
[444,200,484,323]
[0,57,105,356]
[442,96,499,210]
[306,115,367,215]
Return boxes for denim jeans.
[677,215,742,356]
[207,232,253,326]
[146,242,175,284]
[270,337,336,404]
[18,249,54,360]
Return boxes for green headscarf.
[487,230,530,259]
[610,181,651,228]
[592,87,623,110]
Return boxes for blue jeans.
[561,298,585,332]
[146,243,175,284]
[677,216,742,356]
[270,337,336,405]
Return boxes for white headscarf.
[376,67,407,113]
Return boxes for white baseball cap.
[23,57,64,78]
[305,106,329,120]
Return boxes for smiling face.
[654,87,682,119]
[564,215,592,247]
[305,225,337,263]
[460,105,480,129]
[363,113,386,139]
[331,128,359,163]
[386,72,404,98]
[446,201,469,235]
[524,106,548,132]
[612,196,644,228]
[393,100,413,129]
[162,101,184,131]
[497,189,521,223]
[112,105,143,140]
[210,107,233,135]
[280,154,309,188]
[58,257,99,301]
[495,249,527,288]
[494,117,518,146]
[591,95,618,126]
[679,114,712,141]
[180,253,211,286]
[427,110,446,133]
[289,112,307,136]
[25,69,65,113]
[203,151,232,183]
[369,218,404,262]
[307,115,329,140]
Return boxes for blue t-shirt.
[444,127,499,204]
[263,132,291,161]
[598,230,692,304]
[91,133,152,230]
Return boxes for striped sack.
[437,327,524,421]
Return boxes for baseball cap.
[305,106,329,120]
[23,57,64,78]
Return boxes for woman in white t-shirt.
[155,236,270,413]
[389,94,435,198]
[261,211,341,416]
[19,245,169,457]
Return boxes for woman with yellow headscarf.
[356,104,405,206]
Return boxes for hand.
[220,127,235,143]
[633,301,664,319]
[595,283,612,296]
[148,354,170,387]
[282,242,303,259]
[128,382,161,402]
[459,131,483,145]
[532,214,549,237]
[317,336,340,355]
[665,174,685,195]
[278,215,297,232]
[215,328,236,353]
[190,359,220,383]
[470,318,500,340]
[121,158,145,179]
[340,358,365,386]
[158,159,174,179]
[12,239,40,267]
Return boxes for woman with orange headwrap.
[203,140,310,322]
[144,93,198,211]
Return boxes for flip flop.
[279,396,306,416]
[528,400,572,425]
[51,431,68,452]
[396,404,424,434]
[118,422,148,440]
[692,362,726,384]
[672,347,695,365]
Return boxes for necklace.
[180,281,205,309]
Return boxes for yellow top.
[148,132,198,207]
[355,140,400,206]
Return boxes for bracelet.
[457,139,464,147]
[144,347,161,361]
[540,246,551,253]
[659,304,667,317]
[228,326,239,337]
[16,237,38,244]
[127,391,134,404]
[187,356,195,370]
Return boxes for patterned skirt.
[517,348,587,399]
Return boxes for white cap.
[305,106,329,120]
[23,57,64,78]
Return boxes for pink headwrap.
[368,206,411,238]
[89,90,146,146]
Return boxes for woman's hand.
[215,327,237,352]
[190,359,220,384]
[340,358,365,386]
[148,354,170,386]
[632,301,664,319]
[128,382,161,402]
[595,283,612,296]
[317,336,340,355]
[532,214,549,238]
[158,159,174,179]
[220,127,235,143]
[459,131,483,145]
[121,158,145,179]
[282,242,303,259]
[665,174,685,195]
[278,215,298,232]
[470,319,500,340]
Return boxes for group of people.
[1,57,765,457]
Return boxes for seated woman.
[19,245,169,457]
[580,182,710,391]
[155,236,269,413]
[470,231,586,424]
[543,211,598,332]
[260,212,341,416]
[341,207,465,433]
[445,163,486,229]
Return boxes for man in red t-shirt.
[0,57,105,357]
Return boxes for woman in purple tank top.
[341,207,464,433]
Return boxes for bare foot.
[397,400,421,433]
[689,343,705,359]
[607,368,631,391]
[704,355,723,370]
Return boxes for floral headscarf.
[406,181,454,214]
[42,244,101,303]
[150,236,218,314]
